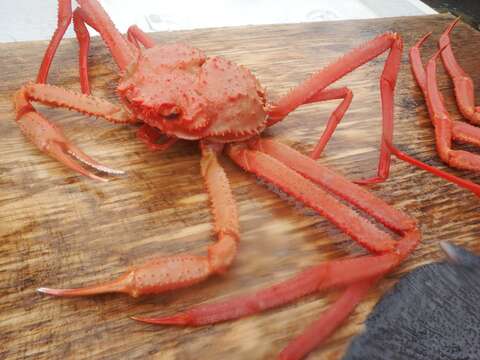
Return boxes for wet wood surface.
[1,14,480,360]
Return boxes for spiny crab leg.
[134,140,420,359]
[72,7,97,95]
[425,48,480,171]
[76,0,134,70]
[439,18,480,125]
[37,0,134,87]
[38,141,240,297]
[37,0,73,84]
[268,32,403,185]
[409,21,480,177]
[302,87,354,160]
[14,83,135,181]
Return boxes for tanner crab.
[13,1,479,359]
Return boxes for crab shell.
[117,43,268,142]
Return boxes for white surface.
[0,0,436,43]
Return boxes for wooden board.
[1,14,480,360]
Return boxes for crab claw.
[14,84,126,181]
[15,101,123,182]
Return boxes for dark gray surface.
[344,254,480,360]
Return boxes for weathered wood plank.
[1,14,480,360]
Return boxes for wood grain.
[1,14,480,360]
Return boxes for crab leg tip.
[37,287,64,296]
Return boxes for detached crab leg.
[37,0,73,84]
[38,141,240,297]
[14,83,135,180]
[439,18,480,125]
[410,26,480,175]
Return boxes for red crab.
[13,1,479,359]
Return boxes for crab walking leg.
[76,0,134,70]
[268,33,403,184]
[37,0,73,83]
[133,144,419,324]
[72,8,95,95]
[278,279,377,360]
[127,25,156,49]
[14,83,135,180]
[37,141,240,297]
[298,87,354,160]
[439,18,480,125]
[248,138,415,233]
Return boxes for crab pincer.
[14,83,129,181]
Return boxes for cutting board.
[1,14,480,360]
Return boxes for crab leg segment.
[75,0,134,70]
[250,138,415,233]
[268,33,403,184]
[301,87,354,160]
[410,40,480,175]
[37,141,240,297]
[37,0,73,84]
[278,279,377,360]
[72,7,98,95]
[14,83,135,180]
[134,141,420,359]
[439,18,480,125]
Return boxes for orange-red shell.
[117,43,268,142]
